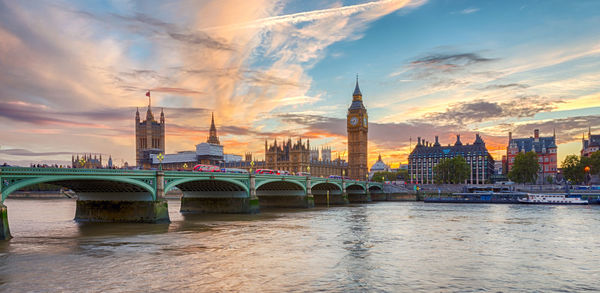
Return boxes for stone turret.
[207,112,220,145]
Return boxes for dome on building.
[370,154,390,172]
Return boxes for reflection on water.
[1,199,599,292]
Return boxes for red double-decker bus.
[255,169,275,175]
[192,164,221,172]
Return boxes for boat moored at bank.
[518,194,588,205]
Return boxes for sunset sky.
[1,0,599,168]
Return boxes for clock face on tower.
[350,117,358,126]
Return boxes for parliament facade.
[262,138,347,177]
[135,96,165,169]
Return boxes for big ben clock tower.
[347,76,368,180]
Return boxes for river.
[0,199,599,292]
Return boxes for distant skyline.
[1,0,599,168]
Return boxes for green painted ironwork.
[0,167,382,202]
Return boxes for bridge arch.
[165,178,249,195]
[369,185,383,192]
[312,182,343,192]
[1,175,156,202]
[255,179,306,192]
[346,183,366,192]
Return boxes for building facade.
[507,129,557,184]
[408,134,495,184]
[581,127,600,157]
[135,94,165,169]
[347,77,368,180]
[263,138,348,177]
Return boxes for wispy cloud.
[0,149,74,157]
[423,97,563,125]
[459,8,479,14]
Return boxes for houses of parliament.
[136,79,368,179]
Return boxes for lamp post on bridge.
[157,153,164,171]
[78,157,86,169]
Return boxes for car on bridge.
[220,168,249,174]
[328,175,351,180]
[296,172,310,176]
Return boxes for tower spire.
[146,91,151,108]
[207,112,220,145]
[145,91,154,121]
[353,74,362,99]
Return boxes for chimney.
[509,131,512,142]
[534,129,539,139]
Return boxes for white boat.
[518,193,588,205]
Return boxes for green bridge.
[0,167,384,240]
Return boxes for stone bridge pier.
[255,176,314,208]
[369,185,386,201]
[347,183,371,203]
[175,174,259,214]
[312,181,348,205]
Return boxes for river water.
[0,199,599,292]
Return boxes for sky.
[0,0,599,168]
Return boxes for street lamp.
[157,153,164,171]
[584,166,591,185]
[78,157,86,169]
[250,160,255,173]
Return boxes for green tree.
[372,171,393,182]
[434,156,470,184]
[396,169,409,180]
[372,170,408,182]
[590,151,600,175]
[508,151,539,183]
[562,154,594,184]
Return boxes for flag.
[146,91,150,97]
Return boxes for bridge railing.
[0,167,156,175]
[0,167,380,187]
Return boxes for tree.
[396,169,409,180]
[590,151,600,175]
[372,170,408,182]
[508,151,539,183]
[434,156,470,184]
[560,155,580,183]
[562,154,594,184]
[372,171,394,182]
